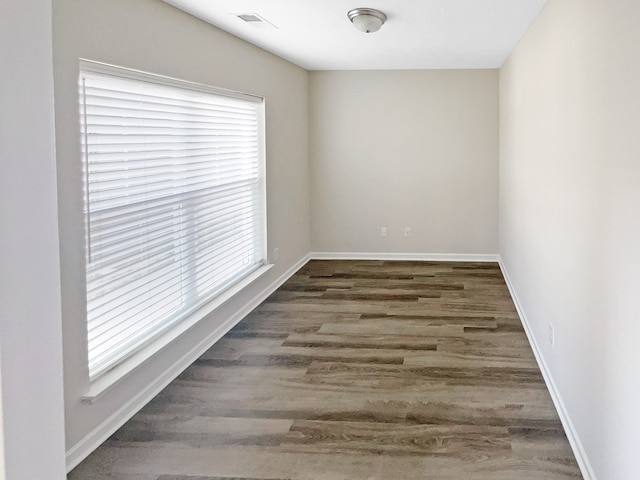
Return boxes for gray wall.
[0,0,67,478]
[499,0,640,478]
[309,70,499,255]
[53,0,310,459]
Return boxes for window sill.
[82,263,273,403]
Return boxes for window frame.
[78,59,270,398]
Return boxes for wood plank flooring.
[69,260,582,480]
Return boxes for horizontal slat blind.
[80,62,266,379]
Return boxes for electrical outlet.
[404,227,412,238]
[380,227,388,237]
[548,323,555,348]
[272,247,279,262]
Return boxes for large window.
[79,60,266,380]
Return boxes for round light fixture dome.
[347,8,387,33]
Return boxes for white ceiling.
[161,0,548,70]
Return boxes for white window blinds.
[79,61,266,380]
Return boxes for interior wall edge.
[498,256,597,480]
[65,252,312,472]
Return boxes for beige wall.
[53,0,310,461]
[499,0,640,478]
[309,70,498,255]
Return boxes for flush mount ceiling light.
[347,8,387,33]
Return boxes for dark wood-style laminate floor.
[69,260,583,480]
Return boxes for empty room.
[1,0,639,479]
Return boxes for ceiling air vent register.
[236,13,277,29]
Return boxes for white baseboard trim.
[498,257,597,480]
[66,253,311,473]
[311,252,500,262]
